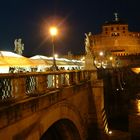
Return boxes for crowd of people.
[8,66,82,73]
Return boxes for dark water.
[108,116,128,131]
[108,116,140,140]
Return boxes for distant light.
[137,100,140,113]
[109,56,113,60]
[99,51,104,56]
[102,65,107,69]
[54,54,58,58]
[50,27,58,36]
[81,57,85,61]
[94,60,97,64]
[131,68,140,74]
[116,88,119,91]
[108,131,112,135]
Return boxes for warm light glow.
[54,54,58,58]
[137,100,140,113]
[131,68,140,74]
[50,27,58,36]
[108,131,112,135]
[99,51,104,56]
[109,56,113,60]
[81,57,85,61]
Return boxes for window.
[123,27,125,30]
[111,32,119,36]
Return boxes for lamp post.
[49,26,59,70]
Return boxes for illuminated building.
[86,13,140,67]
[89,13,140,57]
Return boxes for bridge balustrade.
[0,70,93,101]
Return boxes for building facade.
[89,13,140,56]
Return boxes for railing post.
[81,71,85,81]
[72,71,77,84]
[55,74,59,88]
[75,71,80,84]
[69,72,74,85]
[58,73,63,88]
[11,77,26,99]
[60,73,65,86]
[63,73,69,86]
[36,75,47,94]
[77,71,81,83]
[47,74,56,89]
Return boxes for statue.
[14,38,24,55]
[85,32,92,54]
[114,12,119,21]
[84,32,97,72]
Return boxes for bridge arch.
[40,119,81,140]
[39,103,86,140]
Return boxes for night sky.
[0,0,140,57]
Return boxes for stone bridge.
[0,70,108,140]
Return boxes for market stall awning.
[0,51,36,67]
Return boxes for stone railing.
[0,70,95,101]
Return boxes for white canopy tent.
[30,55,84,71]
[0,51,36,73]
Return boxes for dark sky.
[0,0,140,57]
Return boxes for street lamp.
[94,51,108,69]
[49,26,59,70]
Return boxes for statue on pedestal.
[14,38,24,55]
[84,32,96,71]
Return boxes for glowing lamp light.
[54,54,58,58]
[108,131,112,135]
[109,56,113,60]
[50,27,58,36]
[99,51,104,56]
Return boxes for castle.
[88,13,140,56]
